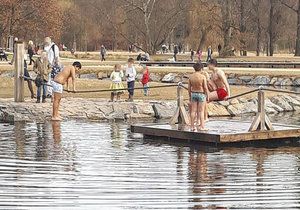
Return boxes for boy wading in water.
[125,58,136,102]
[52,61,82,121]
[188,63,209,131]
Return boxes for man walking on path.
[100,45,106,61]
[190,49,194,61]
[206,46,213,62]
[174,45,179,62]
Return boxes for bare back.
[54,66,75,85]
[189,72,206,93]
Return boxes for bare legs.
[190,102,197,131]
[198,102,207,130]
[190,101,207,131]
[52,92,62,121]
[110,92,122,102]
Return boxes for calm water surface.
[0,113,300,209]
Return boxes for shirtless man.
[188,63,209,131]
[207,59,231,101]
[52,61,82,121]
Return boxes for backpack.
[50,44,61,79]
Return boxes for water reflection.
[0,117,300,209]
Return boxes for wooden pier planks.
[131,120,300,144]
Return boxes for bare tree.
[280,0,300,56]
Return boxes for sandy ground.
[0,77,278,101]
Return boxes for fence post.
[170,83,190,126]
[249,90,274,131]
[14,42,25,102]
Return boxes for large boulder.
[251,76,270,85]
[150,73,162,82]
[239,76,254,84]
[265,99,283,113]
[280,95,300,111]
[218,100,230,107]
[162,73,177,83]
[207,103,230,116]
[293,78,300,86]
[227,102,257,116]
[274,78,284,86]
[279,78,293,86]
[228,78,243,85]
[152,102,177,118]
[134,103,154,116]
[270,77,278,85]
[270,96,294,111]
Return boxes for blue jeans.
[143,83,149,96]
[37,83,47,99]
[127,81,135,96]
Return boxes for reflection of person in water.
[188,149,226,209]
[110,123,123,149]
[52,121,61,144]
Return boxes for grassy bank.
[0,77,278,101]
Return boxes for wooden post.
[170,84,190,126]
[14,42,25,102]
[249,90,274,132]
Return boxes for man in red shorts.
[207,59,230,101]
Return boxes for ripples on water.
[0,114,300,209]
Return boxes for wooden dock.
[131,120,300,144]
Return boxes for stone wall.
[1,69,300,86]
[1,94,300,123]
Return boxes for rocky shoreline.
[0,94,300,123]
[1,69,300,86]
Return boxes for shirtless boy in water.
[188,63,209,131]
[52,61,82,121]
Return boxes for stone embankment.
[1,70,300,86]
[0,94,300,123]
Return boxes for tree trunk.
[240,0,246,53]
[255,0,262,56]
[268,0,275,56]
[197,28,210,51]
[221,0,233,57]
[295,0,300,56]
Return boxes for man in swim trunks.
[207,59,230,101]
[188,63,209,131]
[52,61,82,121]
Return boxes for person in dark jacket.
[28,40,35,65]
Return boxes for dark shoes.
[36,97,46,103]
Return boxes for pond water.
[0,113,300,209]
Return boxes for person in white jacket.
[125,58,136,102]
[44,37,60,98]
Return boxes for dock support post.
[14,42,25,102]
[249,90,274,132]
[170,83,190,126]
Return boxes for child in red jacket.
[141,65,150,96]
